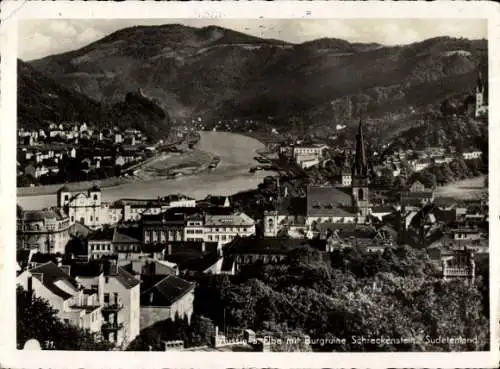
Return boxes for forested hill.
[28,24,487,130]
[18,60,171,139]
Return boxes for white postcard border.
[1,1,499,368]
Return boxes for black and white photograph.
[1,1,498,368]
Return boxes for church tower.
[341,148,352,186]
[351,118,370,217]
[475,69,487,118]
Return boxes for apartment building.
[17,262,103,333]
[17,207,73,254]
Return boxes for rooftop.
[19,208,68,222]
[306,186,354,217]
[204,212,255,227]
[140,274,195,307]
[225,236,309,255]
[29,262,79,300]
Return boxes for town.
[14,18,490,354]
[16,72,489,351]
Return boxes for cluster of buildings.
[379,146,482,175]
[17,251,196,348]
[17,122,154,181]
[16,116,488,349]
[279,143,329,169]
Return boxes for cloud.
[18,18,487,61]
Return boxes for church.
[264,119,372,237]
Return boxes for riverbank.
[17,131,210,198]
[18,131,274,210]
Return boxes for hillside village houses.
[266,120,372,237]
[17,122,150,181]
[16,71,488,348]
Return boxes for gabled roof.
[306,186,354,217]
[88,227,115,241]
[20,208,68,222]
[71,262,104,277]
[113,228,141,244]
[108,266,141,289]
[140,275,195,307]
[204,212,255,227]
[29,261,79,300]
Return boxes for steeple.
[477,69,484,92]
[352,117,368,178]
[342,148,350,169]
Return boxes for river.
[17,131,274,210]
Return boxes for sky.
[19,18,487,61]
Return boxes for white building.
[142,210,256,246]
[462,150,482,160]
[17,207,73,254]
[57,186,106,229]
[17,262,103,334]
[101,265,141,348]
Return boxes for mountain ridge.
[24,24,488,134]
[18,59,171,139]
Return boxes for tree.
[17,286,113,351]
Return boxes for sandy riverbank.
[18,131,275,210]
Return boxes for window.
[71,216,74,222]
[358,189,364,201]
[104,293,110,303]
[96,217,99,222]
[90,216,93,222]
[90,245,94,251]
[93,195,98,201]
[64,195,69,201]
[105,277,109,284]
[208,235,213,241]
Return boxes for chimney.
[27,275,33,295]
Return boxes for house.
[101,263,141,347]
[203,212,255,245]
[462,150,482,160]
[292,144,328,159]
[139,274,195,330]
[17,262,103,333]
[441,248,475,284]
[115,133,123,144]
[112,227,143,260]
[296,155,319,169]
[17,207,73,254]
[224,236,309,273]
[141,207,255,246]
[411,159,432,172]
[88,228,115,259]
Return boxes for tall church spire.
[477,69,484,92]
[353,116,368,178]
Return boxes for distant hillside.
[28,24,487,131]
[18,60,171,139]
